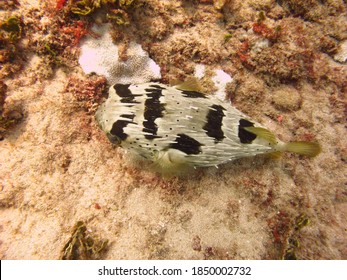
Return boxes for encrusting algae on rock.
[95,81,321,174]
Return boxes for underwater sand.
[0,0,346,259]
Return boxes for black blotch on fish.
[180,90,207,99]
[143,87,165,139]
[150,84,166,90]
[110,114,135,142]
[114,84,141,104]
[169,134,202,155]
[203,104,226,143]
[238,118,256,144]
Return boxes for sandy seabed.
[0,0,346,259]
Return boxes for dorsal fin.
[244,126,277,145]
[175,77,202,92]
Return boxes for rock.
[272,86,301,111]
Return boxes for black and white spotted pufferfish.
[95,82,321,173]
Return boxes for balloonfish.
[95,82,321,173]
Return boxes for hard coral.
[78,23,161,84]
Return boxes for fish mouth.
[106,132,121,145]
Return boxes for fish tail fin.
[244,126,321,157]
[283,141,321,157]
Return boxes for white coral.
[194,64,233,101]
[334,40,347,63]
[78,24,161,84]
[212,69,233,101]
